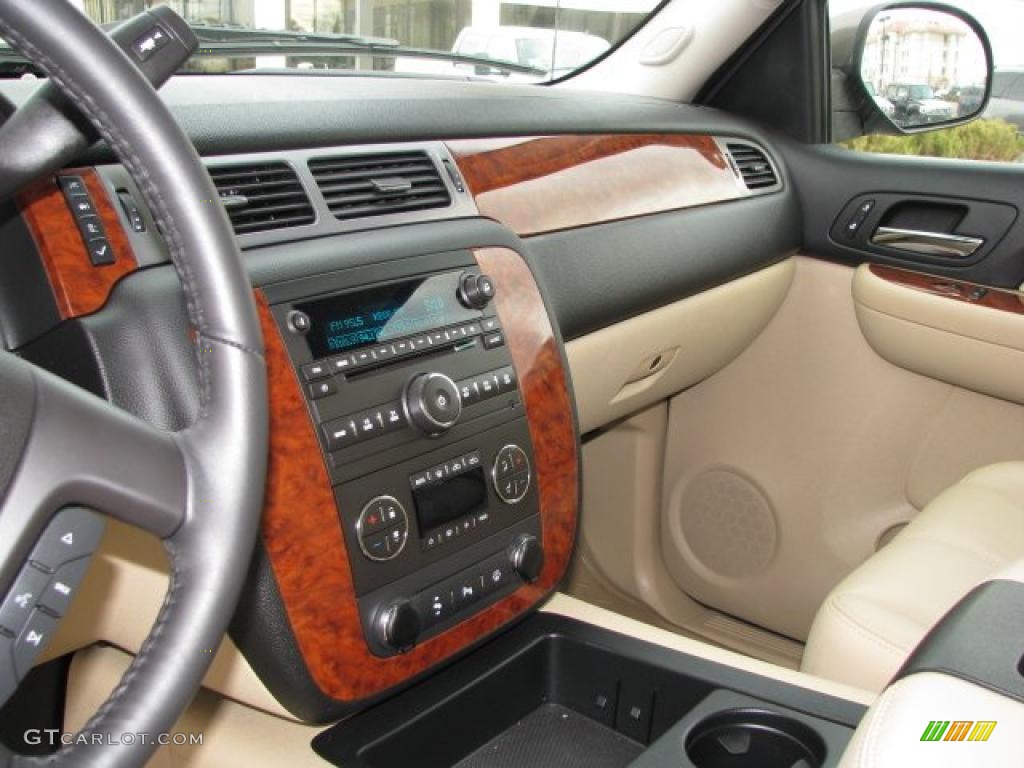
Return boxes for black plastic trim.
[0,202,61,350]
[896,579,1024,704]
[312,613,864,767]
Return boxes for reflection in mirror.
[860,8,988,131]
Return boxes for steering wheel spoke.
[0,352,186,594]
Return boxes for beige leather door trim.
[853,263,1024,404]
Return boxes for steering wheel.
[0,3,267,767]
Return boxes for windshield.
[64,0,663,83]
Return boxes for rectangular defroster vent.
[726,142,780,191]
[309,151,451,221]
[208,162,315,235]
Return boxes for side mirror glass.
[833,3,994,138]
[859,7,990,132]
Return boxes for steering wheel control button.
[457,272,496,310]
[58,176,88,198]
[29,508,106,573]
[0,565,49,637]
[493,445,532,504]
[286,309,311,335]
[358,496,409,562]
[38,558,92,618]
[13,608,59,678]
[404,373,462,435]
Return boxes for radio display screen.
[298,273,478,359]
[413,468,487,534]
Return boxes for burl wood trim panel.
[447,134,744,236]
[256,248,578,702]
[870,264,1024,315]
[18,168,137,319]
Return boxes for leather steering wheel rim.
[0,3,267,766]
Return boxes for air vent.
[207,162,315,235]
[309,151,451,221]
[726,143,779,191]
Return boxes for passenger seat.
[802,462,1024,692]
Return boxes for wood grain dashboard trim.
[447,134,746,236]
[256,247,578,702]
[18,169,137,320]
[869,264,1024,316]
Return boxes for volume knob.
[375,599,422,653]
[403,372,462,436]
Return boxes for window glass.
[51,0,661,84]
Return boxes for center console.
[253,246,579,708]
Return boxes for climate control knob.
[403,372,462,436]
[509,534,545,584]
[375,599,422,653]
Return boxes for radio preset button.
[330,355,355,374]
[301,361,330,381]
[323,418,358,451]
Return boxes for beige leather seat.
[802,462,1024,693]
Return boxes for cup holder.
[685,708,827,768]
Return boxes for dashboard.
[0,74,798,722]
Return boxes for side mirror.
[832,3,993,140]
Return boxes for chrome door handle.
[871,227,984,258]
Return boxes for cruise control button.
[30,508,105,572]
[14,609,59,678]
[38,557,91,618]
[0,565,49,636]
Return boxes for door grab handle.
[871,226,984,258]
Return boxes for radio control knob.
[404,372,462,436]
[509,534,545,584]
[375,599,421,653]
[458,272,496,310]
